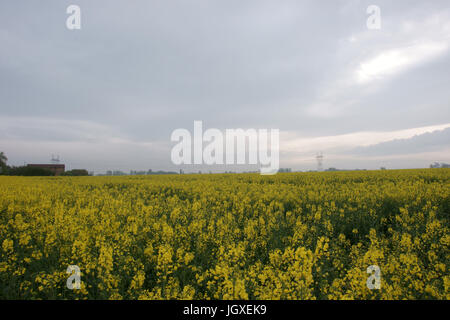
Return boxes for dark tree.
[0,152,8,174]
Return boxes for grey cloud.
[1,0,449,171]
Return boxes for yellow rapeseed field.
[0,169,448,299]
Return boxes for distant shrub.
[62,169,89,176]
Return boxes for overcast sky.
[1,0,449,173]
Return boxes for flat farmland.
[0,169,448,299]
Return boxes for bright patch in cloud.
[356,41,448,83]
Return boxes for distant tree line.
[1,166,89,176]
[99,169,179,176]
[4,165,55,176]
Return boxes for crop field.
[0,169,449,299]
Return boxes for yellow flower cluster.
[0,169,448,299]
